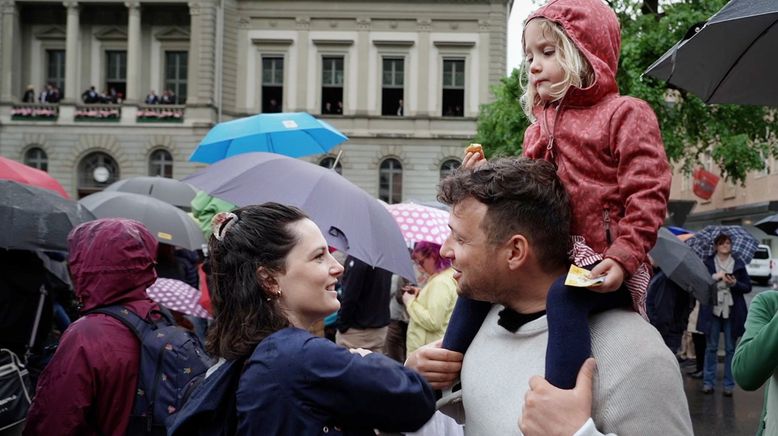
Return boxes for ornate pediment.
[35,26,66,41]
[94,26,128,41]
[154,27,190,42]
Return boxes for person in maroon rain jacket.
[24,218,160,436]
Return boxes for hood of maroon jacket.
[522,0,670,275]
[24,219,159,436]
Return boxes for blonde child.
[442,0,671,389]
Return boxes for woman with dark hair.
[699,233,751,396]
[170,203,435,435]
[403,241,457,354]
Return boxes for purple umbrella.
[182,152,415,281]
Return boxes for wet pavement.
[684,359,764,435]
[685,284,773,435]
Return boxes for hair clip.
[211,211,239,241]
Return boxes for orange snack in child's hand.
[465,143,483,158]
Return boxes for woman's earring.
[266,289,282,302]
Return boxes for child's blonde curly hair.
[520,18,595,121]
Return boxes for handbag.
[0,284,47,431]
[0,348,32,431]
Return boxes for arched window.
[439,159,461,180]
[379,158,402,204]
[24,147,49,172]
[78,152,119,198]
[149,149,174,178]
[319,156,343,175]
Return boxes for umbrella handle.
[331,150,343,170]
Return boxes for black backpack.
[89,306,212,435]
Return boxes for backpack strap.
[87,306,149,339]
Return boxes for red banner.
[692,167,719,200]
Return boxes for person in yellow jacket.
[403,241,458,354]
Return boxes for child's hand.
[463,147,487,169]
[588,259,625,292]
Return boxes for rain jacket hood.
[527,0,620,109]
[68,218,158,311]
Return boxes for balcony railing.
[11,103,59,120]
[137,104,185,123]
[75,104,121,121]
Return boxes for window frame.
[379,157,403,204]
[163,51,188,104]
[148,148,174,178]
[24,147,49,172]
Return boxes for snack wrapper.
[564,264,605,288]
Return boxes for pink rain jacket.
[24,219,159,436]
[523,0,671,276]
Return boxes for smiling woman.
[170,202,436,436]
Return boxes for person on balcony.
[81,86,99,104]
[22,85,36,103]
[144,90,159,105]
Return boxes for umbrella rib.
[705,17,778,102]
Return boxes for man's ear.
[505,234,529,271]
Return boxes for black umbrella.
[644,1,778,105]
[103,176,197,211]
[79,191,205,250]
[0,180,95,251]
[755,214,778,236]
[649,227,715,305]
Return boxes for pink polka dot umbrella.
[386,203,450,246]
[146,278,211,319]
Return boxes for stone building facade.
[0,0,513,202]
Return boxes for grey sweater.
[455,306,693,436]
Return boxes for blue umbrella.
[190,112,348,163]
[182,152,415,281]
[685,225,760,264]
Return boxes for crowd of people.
[21,83,61,104]
[3,0,777,435]
[18,84,180,106]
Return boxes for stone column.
[125,0,141,102]
[0,0,20,102]
[416,18,431,117]
[295,17,310,112]
[355,17,370,116]
[187,0,216,106]
[63,1,80,102]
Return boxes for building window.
[262,56,283,113]
[105,50,127,102]
[46,50,65,95]
[24,147,48,172]
[164,51,188,104]
[379,158,402,204]
[382,58,404,116]
[442,59,465,117]
[149,149,174,178]
[319,156,342,175]
[440,159,460,179]
[78,152,119,198]
[321,56,344,115]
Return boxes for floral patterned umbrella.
[386,203,450,247]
